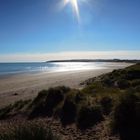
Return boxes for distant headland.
[46,59,140,63]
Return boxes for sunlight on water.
[0,62,107,76]
[0,62,131,76]
[47,62,106,72]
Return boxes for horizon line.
[0,50,140,62]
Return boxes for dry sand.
[0,63,133,107]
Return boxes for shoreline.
[0,62,133,107]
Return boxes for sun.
[60,0,89,22]
[63,0,80,21]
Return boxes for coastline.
[0,62,133,107]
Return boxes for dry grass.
[0,120,61,140]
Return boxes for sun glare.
[63,0,80,21]
[59,0,89,22]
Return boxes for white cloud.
[0,51,139,62]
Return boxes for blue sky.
[0,0,140,61]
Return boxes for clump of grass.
[31,90,48,106]
[75,91,86,103]
[0,100,31,120]
[77,105,103,129]
[135,85,140,92]
[0,120,61,140]
[0,105,13,120]
[116,79,130,89]
[12,99,31,111]
[60,90,87,126]
[31,86,70,107]
[131,79,140,87]
[29,86,70,118]
[111,93,140,140]
[100,96,113,115]
[60,97,77,126]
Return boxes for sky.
[0,0,140,61]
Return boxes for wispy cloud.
[0,51,139,62]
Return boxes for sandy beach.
[0,62,133,107]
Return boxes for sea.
[0,62,108,76]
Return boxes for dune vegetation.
[0,63,140,140]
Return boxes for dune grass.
[0,120,61,140]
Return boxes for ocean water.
[0,62,106,76]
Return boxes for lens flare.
[59,0,90,22]
[63,0,80,21]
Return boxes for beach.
[0,62,133,107]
